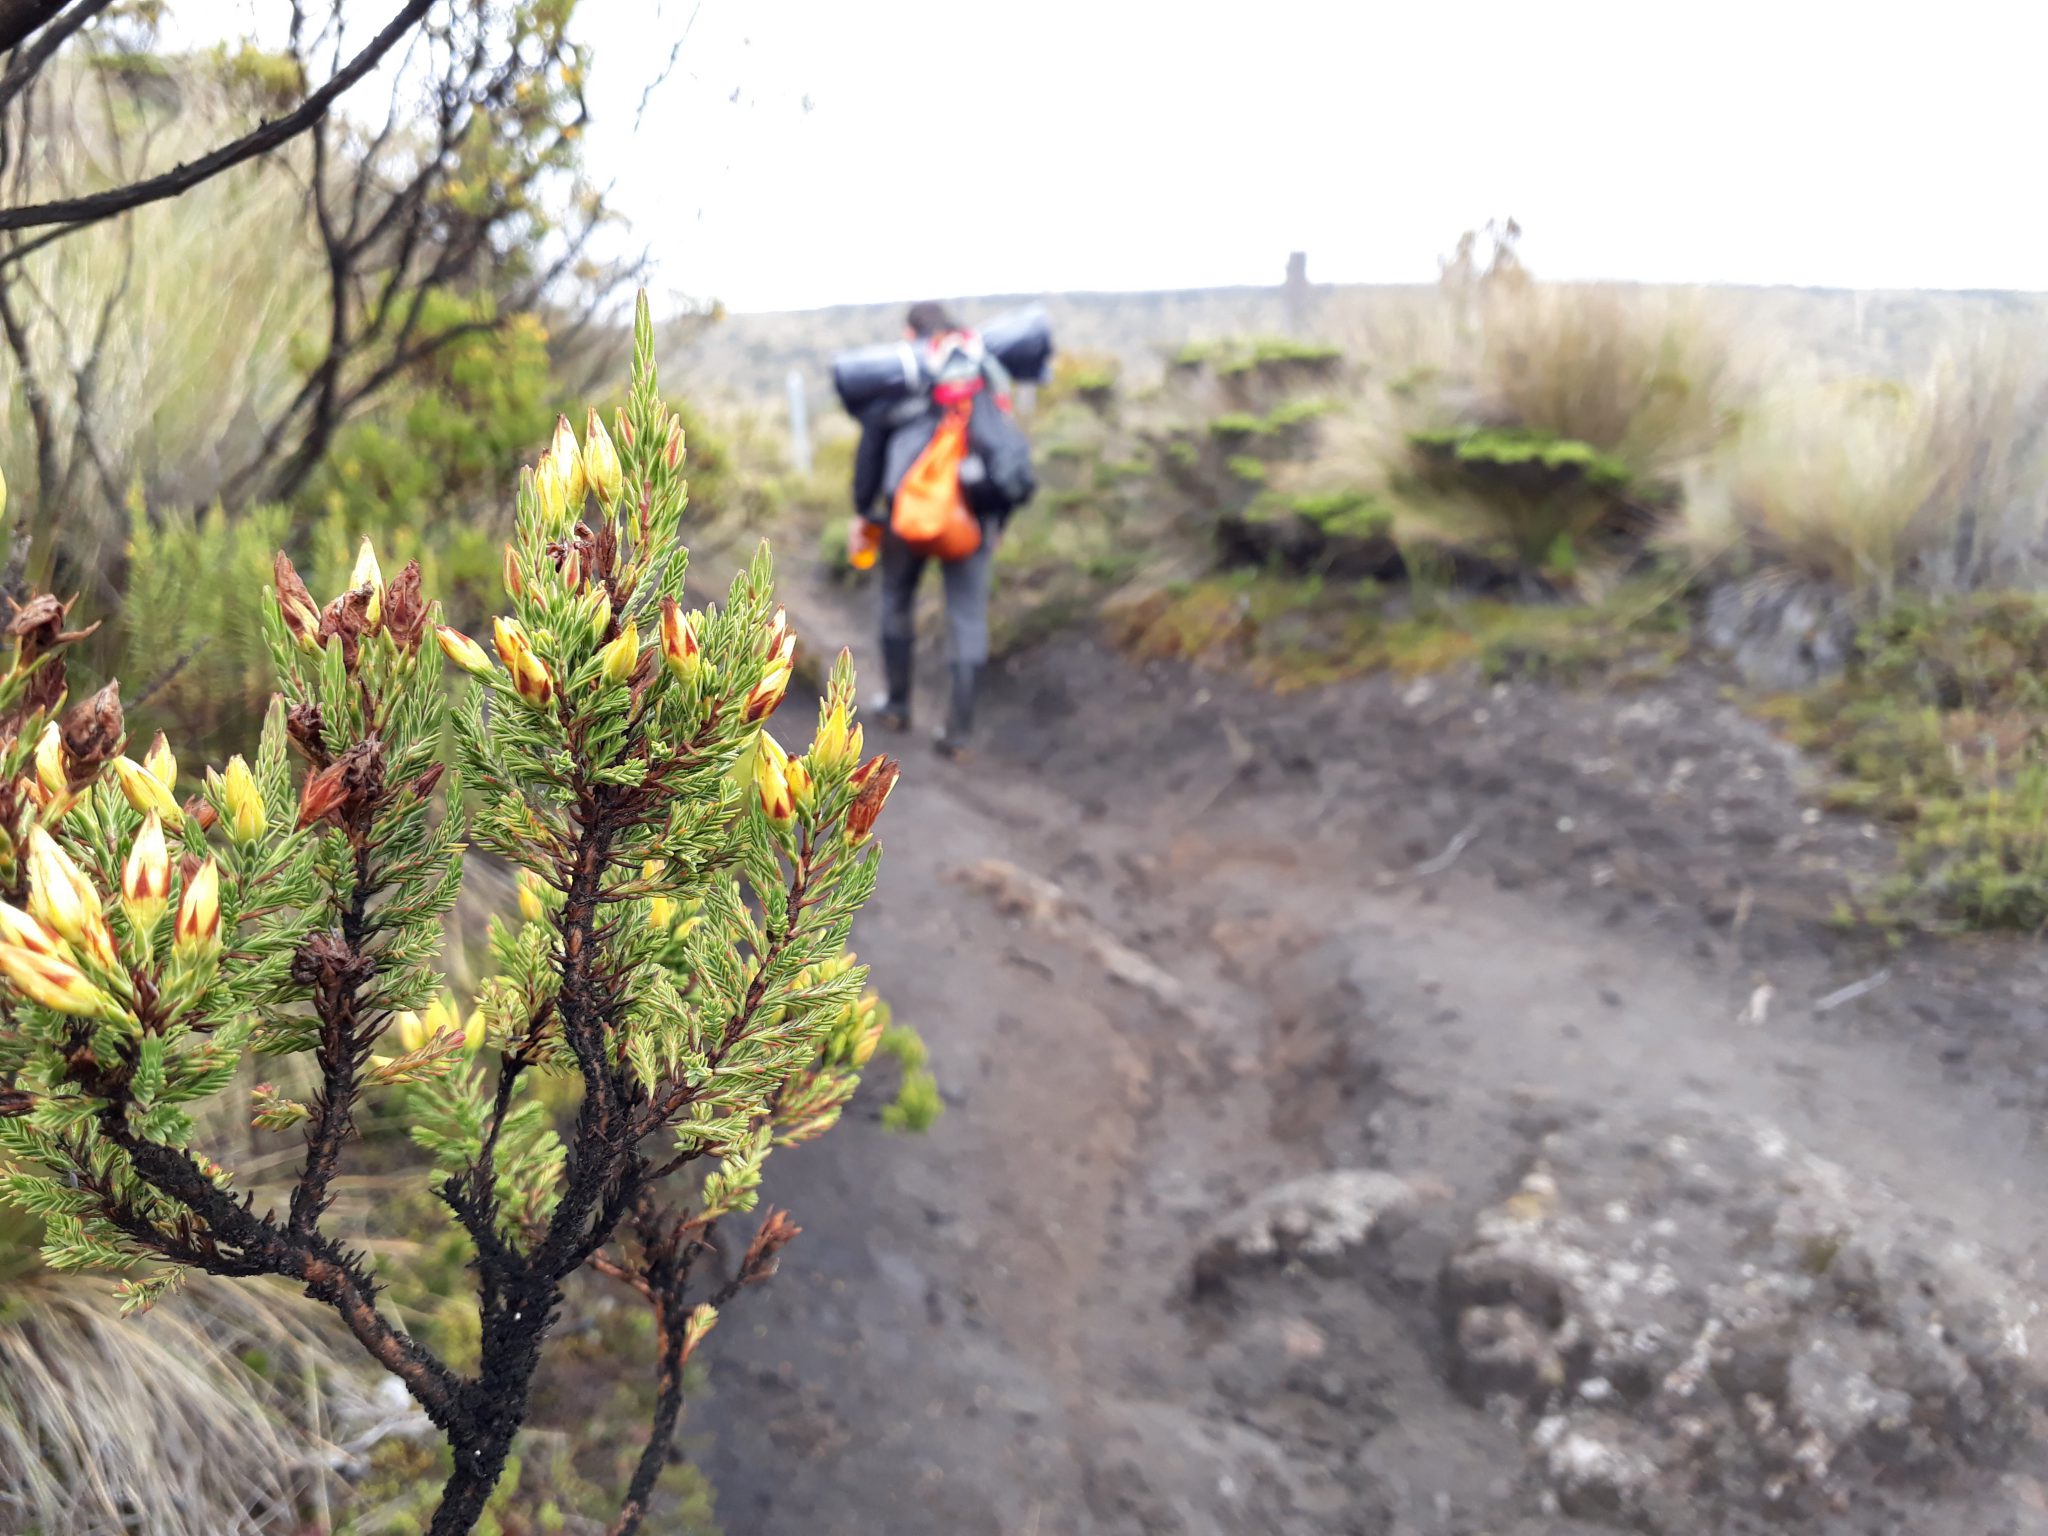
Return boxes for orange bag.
[891,406,982,562]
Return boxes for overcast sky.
[180,1,2047,314]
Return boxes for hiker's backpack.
[891,402,982,561]
[886,330,1035,553]
[923,329,1036,523]
[962,389,1036,519]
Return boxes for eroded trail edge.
[699,612,2048,1536]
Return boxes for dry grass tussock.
[1675,330,2048,601]
[0,1252,362,1534]
[1474,281,1748,478]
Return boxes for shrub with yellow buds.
[0,293,904,1529]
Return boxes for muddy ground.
[690,584,2048,1536]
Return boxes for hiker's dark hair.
[906,300,959,338]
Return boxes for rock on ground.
[1441,1111,2048,1530]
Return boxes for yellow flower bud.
[583,406,623,507]
[597,622,639,685]
[112,757,184,828]
[0,900,68,960]
[517,871,546,924]
[648,895,677,932]
[350,537,385,628]
[533,453,568,529]
[28,826,100,950]
[220,756,267,845]
[121,812,170,933]
[754,732,795,822]
[660,597,702,683]
[810,703,862,776]
[744,633,796,724]
[142,732,177,794]
[173,858,222,959]
[551,414,588,508]
[33,723,65,799]
[436,625,495,676]
[0,941,116,1017]
[785,752,814,814]
[493,617,555,706]
[394,1009,428,1053]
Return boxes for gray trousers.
[878,523,998,668]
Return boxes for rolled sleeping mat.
[832,341,923,416]
[832,307,1057,415]
[981,305,1054,385]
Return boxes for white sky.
[174,1,2048,314]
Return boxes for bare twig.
[0,0,435,248]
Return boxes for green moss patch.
[1767,593,2048,931]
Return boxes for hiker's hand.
[848,517,880,571]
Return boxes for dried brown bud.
[290,930,375,992]
[7,592,96,662]
[589,518,619,582]
[382,561,427,653]
[58,682,123,784]
[843,756,900,845]
[273,553,322,647]
[410,762,446,801]
[740,1207,801,1286]
[184,795,219,833]
[4,593,96,726]
[7,593,65,647]
[318,588,375,669]
[296,738,384,832]
[285,701,329,767]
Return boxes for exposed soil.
[691,584,2048,1536]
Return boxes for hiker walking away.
[850,300,1032,759]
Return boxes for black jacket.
[851,396,934,522]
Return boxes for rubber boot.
[874,636,914,731]
[934,662,980,760]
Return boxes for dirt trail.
[695,591,2048,1536]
